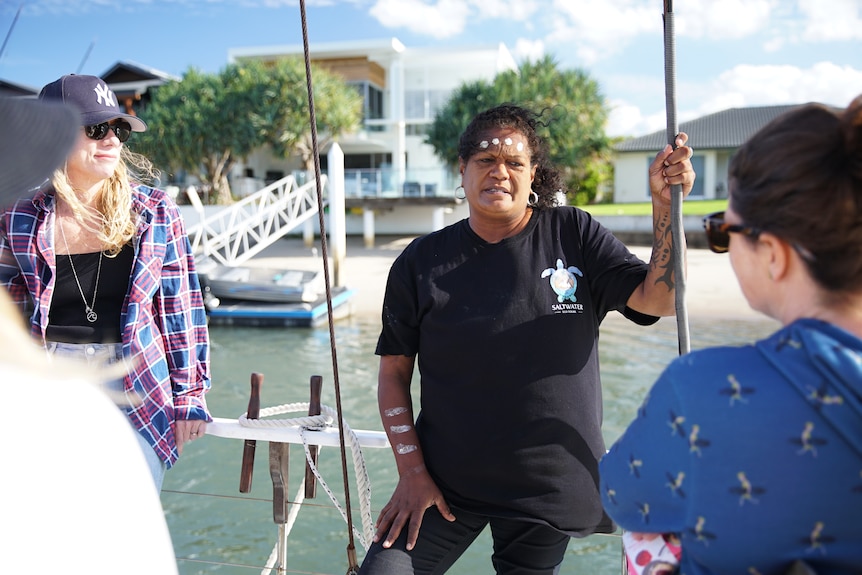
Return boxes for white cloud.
[547,0,659,64]
[467,0,540,21]
[541,0,859,70]
[763,36,785,52]
[607,100,674,139]
[611,61,862,138]
[369,0,471,38]
[601,73,667,136]
[607,100,646,138]
[367,0,539,39]
[677,0,775,39]
[798,0,862,42]
[697,61,862,115]
[513,38,545,64]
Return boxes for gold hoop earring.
[455,186,466,200]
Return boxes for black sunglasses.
[702,211,761,254]
[84,121,132,143]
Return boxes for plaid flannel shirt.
[0,184,211,467]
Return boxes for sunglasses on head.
[701,211,762,254]
[84,121,132,143]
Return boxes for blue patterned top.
[600,318,862,574]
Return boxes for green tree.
[132,66,255,204]
[425,56,612,204]
[423,80,498,174]
[134,59,362,204]
[239,58,363,172]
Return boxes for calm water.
[162,313,777,575]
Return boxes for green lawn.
[580,199,727,217]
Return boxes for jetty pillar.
[432,206,445,231]
[327,143,346,287]
[302,219,314,248]
[363,209,375,248]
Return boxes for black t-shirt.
[376,207,653,536]
[48,243,134,343]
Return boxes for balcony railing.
[339,167,457,199]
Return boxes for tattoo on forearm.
[652,211,676,291]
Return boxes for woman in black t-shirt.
[359,104,695,574]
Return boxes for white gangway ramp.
[185,174,327,267]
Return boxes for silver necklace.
[57,218,103,323]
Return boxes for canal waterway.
[162,311,777,575]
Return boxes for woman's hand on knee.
[374,467,455,551]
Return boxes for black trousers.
[358,505,570,575]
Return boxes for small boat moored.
[195,258,355,327]
[198,261,326,304]
[204,286,356,328]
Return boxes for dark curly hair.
[729,95,862,300]
[457,104,565,209]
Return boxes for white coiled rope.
[238,402,375,561]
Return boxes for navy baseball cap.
[38,74,147,132]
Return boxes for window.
[404,89,450,121]
[367,84,384,120]
[349,81,384,121]
[344,153,392,169]
[406,123,429,136]
[689,155,705,198]
[404,90,425,119]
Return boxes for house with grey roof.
[0,61,176,117]
[100,61,179,113]
[613,104,802,203]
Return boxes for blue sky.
[1,0,860,138]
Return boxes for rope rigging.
[238,402,376,561]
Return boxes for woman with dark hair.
[359,103,695,574]
[600,96,862,574]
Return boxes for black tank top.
[47,243,134,343]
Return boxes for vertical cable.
[663,0,691,355]
[297,1,360,572]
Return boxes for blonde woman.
[0,95,178,573]
[0,75,211,491]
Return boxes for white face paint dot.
[516,142,524,152]
[503,137,513,146]
[491,138,500,146]
[479,140,489,149]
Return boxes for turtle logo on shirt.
[541,259,583,302]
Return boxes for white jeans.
[45,341,167,491]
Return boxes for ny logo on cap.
[93,83,118,108]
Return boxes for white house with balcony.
[226,37,517,237]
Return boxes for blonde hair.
[52,146,160,256]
